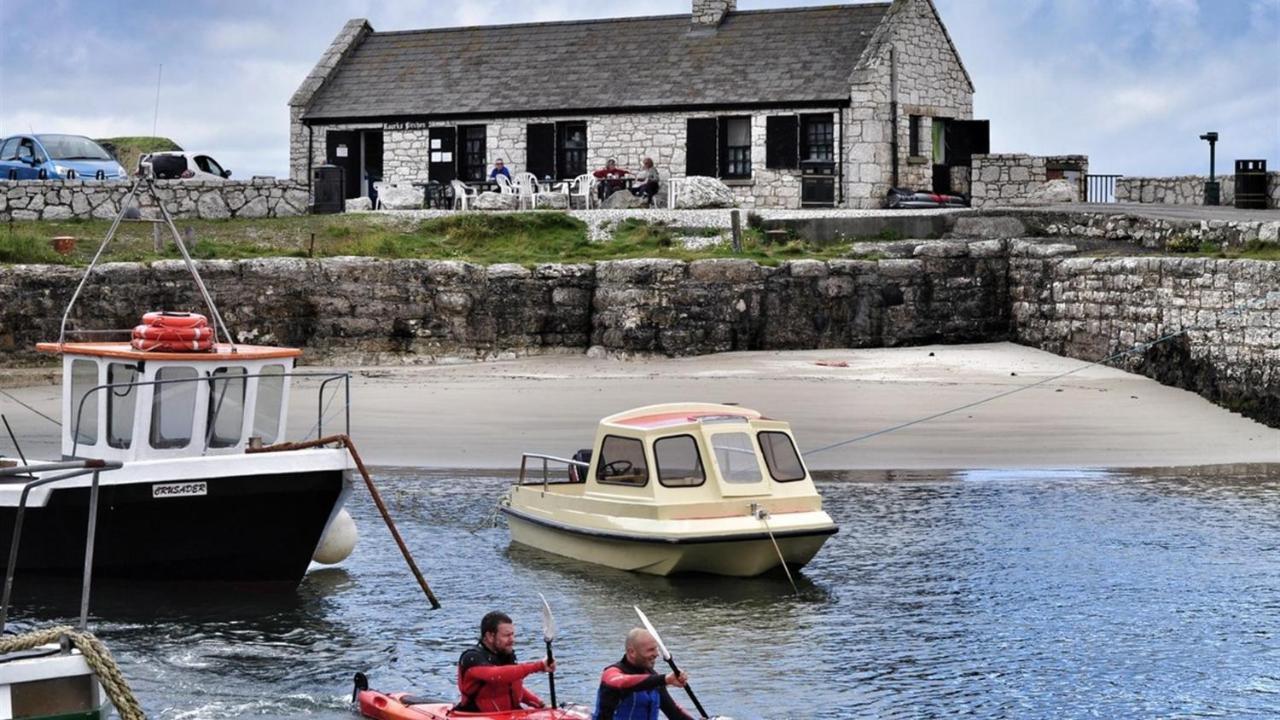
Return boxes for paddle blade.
[633,605,671,661]
[539,593,556,643]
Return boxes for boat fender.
[131,324,214,342]
[142,311,208,328]
[313,507,357,564]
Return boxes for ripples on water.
[7,466,1280,719]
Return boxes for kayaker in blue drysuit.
[593,628,695,720]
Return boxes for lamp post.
[1199,131,1219,206]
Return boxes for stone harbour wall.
[0,179,311,221]
[1009,254,1280,425]
[2,243,1274,425]
[1115,172,1280,208]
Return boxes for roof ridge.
[365,2,892,37]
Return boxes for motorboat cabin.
[40,342,299,462]
[502,403,838,577]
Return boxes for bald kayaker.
[456,610,556,712]
[593,628,695,720]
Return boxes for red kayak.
[354,675,589,720]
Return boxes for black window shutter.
[766,115,798,169]
[526,124,555,180]
[686,118,717,177]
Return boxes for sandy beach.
[3,342,1274,470]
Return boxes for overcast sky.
[1,0,1276,179]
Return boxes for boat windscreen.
[710,432,762,483]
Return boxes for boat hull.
[503,507,835,577]
[357,691,587,720]
[0,469,347,586]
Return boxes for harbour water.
[8,465,1280,719]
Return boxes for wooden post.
[730,209,742,253]
[152,221,162,253]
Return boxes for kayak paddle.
[634,606,709,719]
[540,592,557,709]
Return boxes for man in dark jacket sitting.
[593,628,695,720]
[456,610,556,712]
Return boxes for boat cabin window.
[253,364,286,444]
[107,362,140,449]
[758,431,806,482]
[655,435,705,488]
[596,435,649,486]
[151,366,198,449]
[207,367,247,448]
[70,359,98,445]
[710,432,762,483]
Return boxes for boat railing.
[70,370,352,457]
[0,459,124,634]
[518,452,590,489]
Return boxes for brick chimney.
[692,0,735,28]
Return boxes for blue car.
[0,134,129,181]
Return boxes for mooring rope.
[0,625,144,719]
[753,505,800,597]
[0,388,61,428]
[803,294,1275,458]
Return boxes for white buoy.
[313,508,357,565]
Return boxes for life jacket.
[593,657,692,720]
[455,642,544,712]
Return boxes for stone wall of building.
[0,179,310,221]
[1115,172,1280,208]
[2,243,1275,425]
[299,107,845,210]
[844,0,975,208]
[288,19,374,182]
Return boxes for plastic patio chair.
[667,177,686,210]
[565,173,594,210]
[512,172,540,209]
[450,179,477,211]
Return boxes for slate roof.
[302,3,892,121]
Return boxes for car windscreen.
[36,135,113,161]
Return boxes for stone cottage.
[289,0,986,209]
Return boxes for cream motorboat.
[502,403,838,577]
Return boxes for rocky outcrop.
[375,183,423,210]
[671,176,735,209]
[473,192,519,211]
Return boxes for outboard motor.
[569,448,593,483]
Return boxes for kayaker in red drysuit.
[456,610,556,712]
[593,628,695,720]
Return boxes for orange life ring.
[141,311,208,329]
[132,324,213,342]
[131,337,214,353]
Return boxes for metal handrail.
[0,459,123,633]
[517,452,590,489]
[69,370,351,457]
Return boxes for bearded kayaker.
[456,610,557,712]
[593,628,695,720]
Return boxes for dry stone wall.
[0,179,310,221]
[1115,173,1280,208]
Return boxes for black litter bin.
[1234,159,1268,209]
[312,165,345,214]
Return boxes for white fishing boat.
[502,403,838,577]
[0,176,358,587]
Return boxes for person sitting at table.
[489,159,512,182]
[628,158,660,207]
[592,159,630,201]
